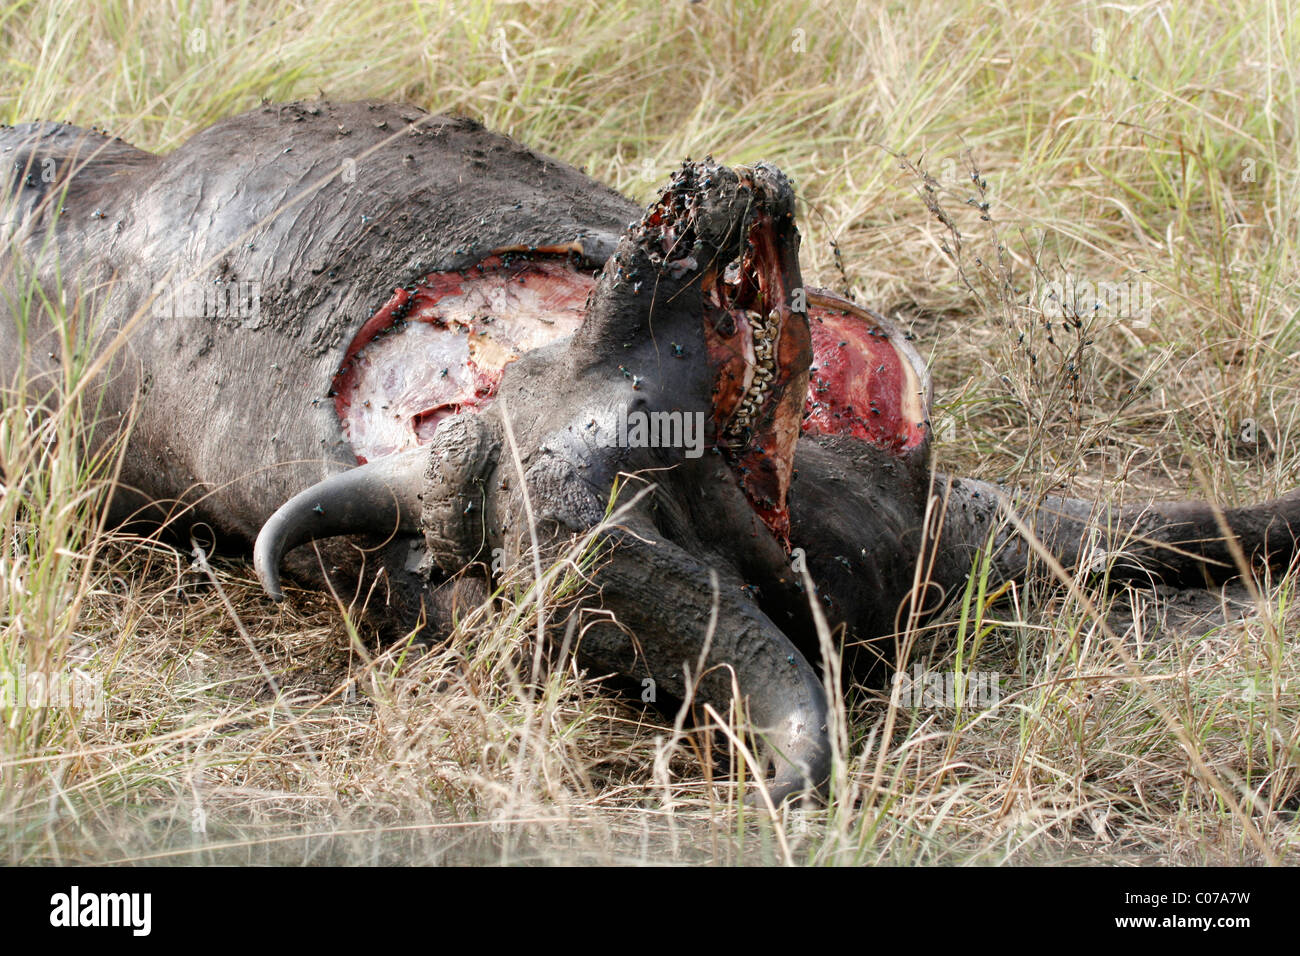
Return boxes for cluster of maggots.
[727,307,781,437]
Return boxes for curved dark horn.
[578,523,831,805]
[254,447,426,602]
[743,644,831,806]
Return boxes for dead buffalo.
[3,100,1298,803]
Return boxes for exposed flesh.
[332,255,589,462]
[699,208,807,541]
[802,292,928,452]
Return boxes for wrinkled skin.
[5,101,1300,804]
[1,101,637,623]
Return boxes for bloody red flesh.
[700,208,810,544]
[331,255,589,462]
[803,298,927,453]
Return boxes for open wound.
[802,292,927,453]
[332,253,592,462]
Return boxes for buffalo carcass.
[4,100,1299,803]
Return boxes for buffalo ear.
[253,447,426,602]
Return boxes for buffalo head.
[254,159,831,802]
